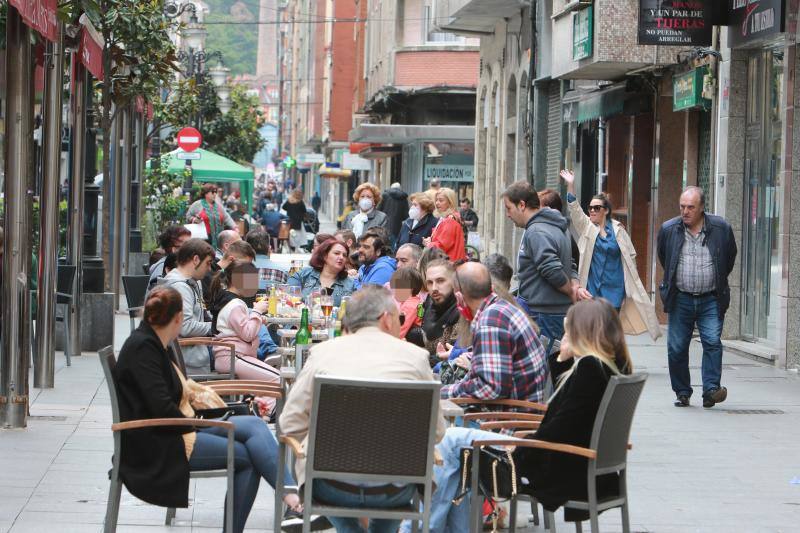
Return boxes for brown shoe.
[703,387,727,408]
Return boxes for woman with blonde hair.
[423,187,466,261]
[416,298,633,531]
[343,182,388,238]
[281,189,308,251]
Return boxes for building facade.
[435,0,800,369]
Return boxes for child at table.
[390,267,424,340]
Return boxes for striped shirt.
[675,224,716,294]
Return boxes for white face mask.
[408,206,421,221]
[359,198,374,212]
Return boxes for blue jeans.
[257,324,279,361]
[399,427,517,533]
[529,312,566,342]
[667,292,723,397]
[189,415,296,533]
[312,479,418,533]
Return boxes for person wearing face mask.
[440,261,548,403]
[208,261,281,409]
[343,182,388,239]
[397,192,439,248]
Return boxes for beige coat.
[567,199,662,340]
[278,327,447,486]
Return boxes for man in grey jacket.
[162,238,215,372]
[502,180,587,342]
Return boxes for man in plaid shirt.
[441,262,548,403]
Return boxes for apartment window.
[424,3,463,43]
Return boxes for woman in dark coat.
[396,192,438,248]
[112,286,314,532]
[423,298,633,531]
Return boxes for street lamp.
[182,14,207,51]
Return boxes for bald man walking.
[440,262,548,403]
[658,186,737,408]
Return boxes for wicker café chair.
[468,373,648,533]
[171,337,236,381]
[274,376,441,533]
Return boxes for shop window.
[696,110,712,205]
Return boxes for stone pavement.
[3,302,800,532]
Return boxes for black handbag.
[195,395,259,419]
[453,446,517,503]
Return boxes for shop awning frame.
[349,124,475,144]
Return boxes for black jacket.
[515,355,621,520]
[379,188,410,237]
[421,292,460,362]
[397,213,439,248]
[657,214,737,318]
[282,200,307,230]
[112,322,193,508]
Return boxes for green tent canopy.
[146,148,255,211]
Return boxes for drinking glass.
[320,295,334,318]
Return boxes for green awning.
[146,148,255,211]
[146,148,254,182]
[576,86,626,123]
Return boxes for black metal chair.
[98,346,235,533]
[121,275,150,333]
[470,373,648,533]
[55,265,76,365]
[274,376,441,533]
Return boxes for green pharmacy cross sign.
[573,6,593,61]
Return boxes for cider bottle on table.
[267,286,278,315]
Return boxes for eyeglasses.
[588,205,606,212]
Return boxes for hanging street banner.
[728,0,785,48]
[638,0,713,46]
[573,7,593,60]
[9,0,59,43]
[78,15,105,79]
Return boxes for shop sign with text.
[573,7,593,60]
[424,165,474,183]
[728,0,784,48]
[673,68,710,111]
[638,0,712,46]
[9,0,58,42]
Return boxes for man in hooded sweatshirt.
[502,180,587,341]
[354,231,397,290]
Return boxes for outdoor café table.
[440,399,465,426]
[263,316,326,328]
[267,252,311,272]
[276,328,329,347]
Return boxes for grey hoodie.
[517,207,578,314]
[162,269,212,371]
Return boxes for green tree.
[204,85,265,164]
[61,0,179,289]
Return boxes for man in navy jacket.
[657,186,737,408]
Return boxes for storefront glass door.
[741,49,784,343]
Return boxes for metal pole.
[34,25,65,389]
[109,108,123,307]
[67,58,87,357]
[121,104,133,277]
[1,8,34,428]
[597,117,607,193]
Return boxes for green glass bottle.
[296,308,311,345]
[417,302,425,321]
[294,308,311,371]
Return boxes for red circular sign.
[176,126,203,152]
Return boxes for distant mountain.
[204,0,258,77]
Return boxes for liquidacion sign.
[638,0,713,46]
[728,0,784,48]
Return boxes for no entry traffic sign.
[176,127,202,152]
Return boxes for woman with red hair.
[287,238,355,306]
